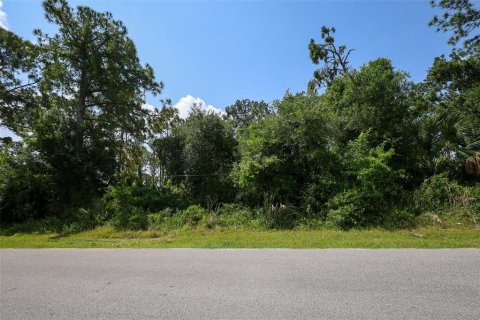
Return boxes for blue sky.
[2,0,451,121]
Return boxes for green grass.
[1,226,479,248]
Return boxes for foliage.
[414,173,461,212]
[324,58,417,177]
[1,0,479,232]
[231,93,337,211]
[0,140,60,225]
[216,204,258,229]
[308,26,354,92]
[153,106,237,206]
[414,174,479,227]
[325,132,406,229]
[36,0,161,205]
[180,107,237,204]
[145,204,258,231]
[225,99,275,129]
[425,0,480,179]
[0,28,39,133]
[102,181,185,230]
[429,0,480,55]
[424,55,480,176]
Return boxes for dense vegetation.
[1,0,479,233]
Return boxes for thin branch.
[6,80,40,94]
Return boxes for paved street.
[1,249,479,319]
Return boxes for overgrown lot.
[1,199,478,249]
[1,0,479,236]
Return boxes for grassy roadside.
[0,226,479,248]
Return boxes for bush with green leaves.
[414,175,480,227]
[231,93,337,210]
[216,204,259,229]
[148,205,212,230]
[414,174,462,213]
[102,181,186,229]
[326,190,364,229]
[110,206,148,230]
[103,184,148,230]
[326,132,406,229]
[173,205,210,228]
[61,207,102,232]
[0,140,61,225]
[147,208,175,229]
[1,0,479,232]
[294,217,326,230]
[146,204,259,231]
[258,193,300,229]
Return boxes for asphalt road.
[1,249,479,320]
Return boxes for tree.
[323,59,418,179]
[148,103,183,186]
[308,26,353,93]
[153,105,237,205]
[326,132,405,229]
[429,0,480,56]
[152,105,185,187]
[231,93,337,212]
[0,29,39,134]
[1,0,164,215]
[421,55,480,178]
[29,0,163,202]
[225,99,274,129]
[180,106,237,205]
[151,102,182,138]
[427,0,480,178]
[37,0,162,154]
[0,139,59,225]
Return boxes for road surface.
[1,249,479,319]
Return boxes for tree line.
[0,0,478,231]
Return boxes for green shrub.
[0,141,61,225]
[156,205,212,229]
[104,185,149,230]
[63,207,101,232]
[324,133,407,229]
[301,176,338,219]
[325,190,363,229]
[109,206,147,230]
[103,182,185,218]
[414,173,462,213]
[217,203,247,216]
[217,204,257,229]
[103,181,187,230]
[146,204,259,231]
[147,208,174,230]
[126,209,149,230]
[257,193,299,229]
[414,175,480,227]
[382,207,416,229]
[416,212,444,228]
[294,217,326,230]
[466,184,480,215]
[325,190,416,230]
[177,205,210,226]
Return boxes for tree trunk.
[75,93,86,153]
[75,44,88,154]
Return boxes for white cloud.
[173,95,225,119]
[141,103,157,112]
[0,1,8,30]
